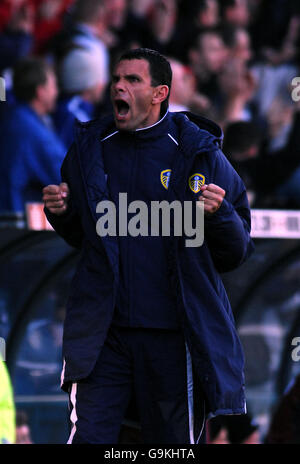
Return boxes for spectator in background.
[168,0,220,63]
[225,98,300,209]
[143,0,178,56]
[51,0,110,85]
[168,57,211,115]
[197,0,219,28]
[249,12,300,121]
[219,0,250,29]
[99,0,149,62]
[251,1,300,63]
[260,15,300,66]
[187,28,228,103]
[0,58,65,214]
[53,47,108,148]
[0,0,16,31]
[103,0,129,44]
[16,410,33,444]
[252,99,300,208]
[168,58,195,112]
[214,24,256,125]
[217,57,256,125]
[223,120,262,206]
[0,0,34,73]
[266,97,295,153]
[250,59,298,122]
[222,25,253,65]
[32,0,75,55]
[129,0,154,18]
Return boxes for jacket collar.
[99,110,171,142]
[74,109,223,146]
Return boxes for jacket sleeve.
[44,144,84,250]
[203,149,255,273]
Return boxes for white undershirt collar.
[134,110,169,132]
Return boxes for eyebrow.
[112,73,142,81]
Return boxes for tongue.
[119,106,128,116]
[117,101,129,116]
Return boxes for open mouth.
[114,99,130,118]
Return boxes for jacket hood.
[75,113,115,139]
[171,111,224,160]
[181,111,223,145]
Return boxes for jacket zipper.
[128,137,138,326]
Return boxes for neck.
[30,100,46,117]
[135,110,168,132]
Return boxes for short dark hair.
[190,26,223,52]
[190,0,211,17]
[117,48,172,116]
[221,24,240,48]
[13,58,52,103]
[219,0,237,17]
[72,0,104,23]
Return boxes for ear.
[152,85,169,105]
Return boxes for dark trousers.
[67,325,206,444]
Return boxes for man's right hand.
[42,182,70,216]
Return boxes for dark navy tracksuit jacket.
[45,111,254,419]
[102,112,180,329]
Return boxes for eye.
[128,76,140,83]
[111,75,119,84]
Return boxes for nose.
[112,77,125,94]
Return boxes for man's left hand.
[198,184,226,215]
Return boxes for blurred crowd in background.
[0,0,300,213]
[2,0,300,445]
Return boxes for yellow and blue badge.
[189,173,205,193]
[160,169,172,190]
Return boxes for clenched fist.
[198,183,225,215]
[42,182,70,216]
